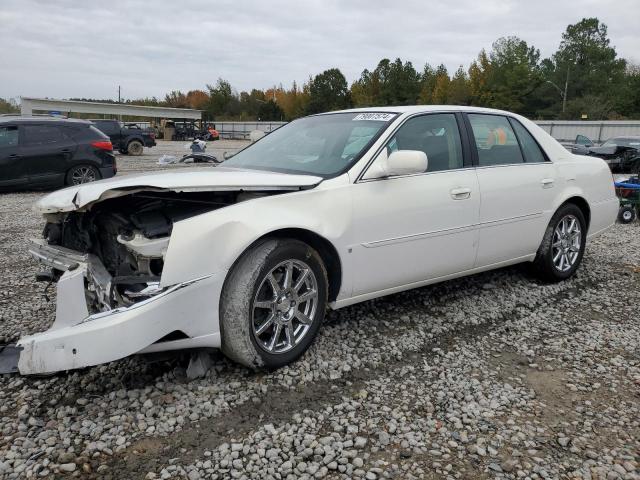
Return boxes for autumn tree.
[185,90,209,110]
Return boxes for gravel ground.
[0,148,638,479]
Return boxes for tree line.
[2,18,638,121]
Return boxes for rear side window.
[468,114,523,166]
[66,125,108,141]
[23,125,65,145]
[509,119,547,163]
[0,126,18,147]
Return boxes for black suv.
[0,116,116,190]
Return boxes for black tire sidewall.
[535,204,587,281]
[246,240,328,368]
[128,141,143,155]
[618,206,636,224]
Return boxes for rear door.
[467,113,556,267]
[21,124,77,186]
[0,125,24,187]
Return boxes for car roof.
[324,105,515,116]
[0,116,92,126]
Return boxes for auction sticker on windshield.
[352,113,396,121]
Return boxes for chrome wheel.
[71,166,97,185]
[622,210,633,222]
[552,214,582,272]
[252,259,318,354]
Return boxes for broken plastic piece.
[186,350,214,379]
[0,345,22,374]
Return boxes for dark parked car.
[0,116,116,190]
[570,135,640,173]
[91,119,156,156]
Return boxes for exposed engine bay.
[39,190,272,311]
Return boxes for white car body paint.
[33,167,323,213]
[15,106,619,375]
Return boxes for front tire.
[532,203,587,282]
[220,238,328,369]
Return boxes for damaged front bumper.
[2,239,224,375]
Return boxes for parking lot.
[0,141,639,479]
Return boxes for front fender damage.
[15,270,223,375]
[11,238,225,375]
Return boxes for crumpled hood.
[35,167,323,213]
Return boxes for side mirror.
[385,150,428,177]
[363,149,428,180]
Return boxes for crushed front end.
[6,191,239,375]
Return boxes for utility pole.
[562,66,569,114]
[118,85,121,103]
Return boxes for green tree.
[448,66,471,105]
[547,18,626,118]
[468,50,493,106]
[418,64,437,104]
[351,58,421,106]
[163,90,189,108]
[0,98,19,114]
[306,68,351,114]
[431,64,450,104]
[486,36,543,114]
[206,78,237,119]
[258,99,284,121]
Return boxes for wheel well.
[562,196,591,230]
[259,228,342,302]
[128,138,143,146]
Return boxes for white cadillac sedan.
[7,106,618,375]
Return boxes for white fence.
[210,120,640,143]
[535,120,640,143]
[215,121,286,139]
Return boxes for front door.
[0,125,24,188]
[350,113,480,297]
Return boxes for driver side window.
[384,113,464,172]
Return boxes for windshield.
[223,112,397,177]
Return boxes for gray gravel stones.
[0,161,639,479]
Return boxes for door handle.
[9,154,20,158]
[541,178,555,188]
[450,187,472,200]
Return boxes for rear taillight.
[91,140,113,151]
[149,132,155,139]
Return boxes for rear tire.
[220,238,328,369]
[532,203,587,282]
[618,205,636,224]
[65,165,100,185]
[127,140,143,156]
